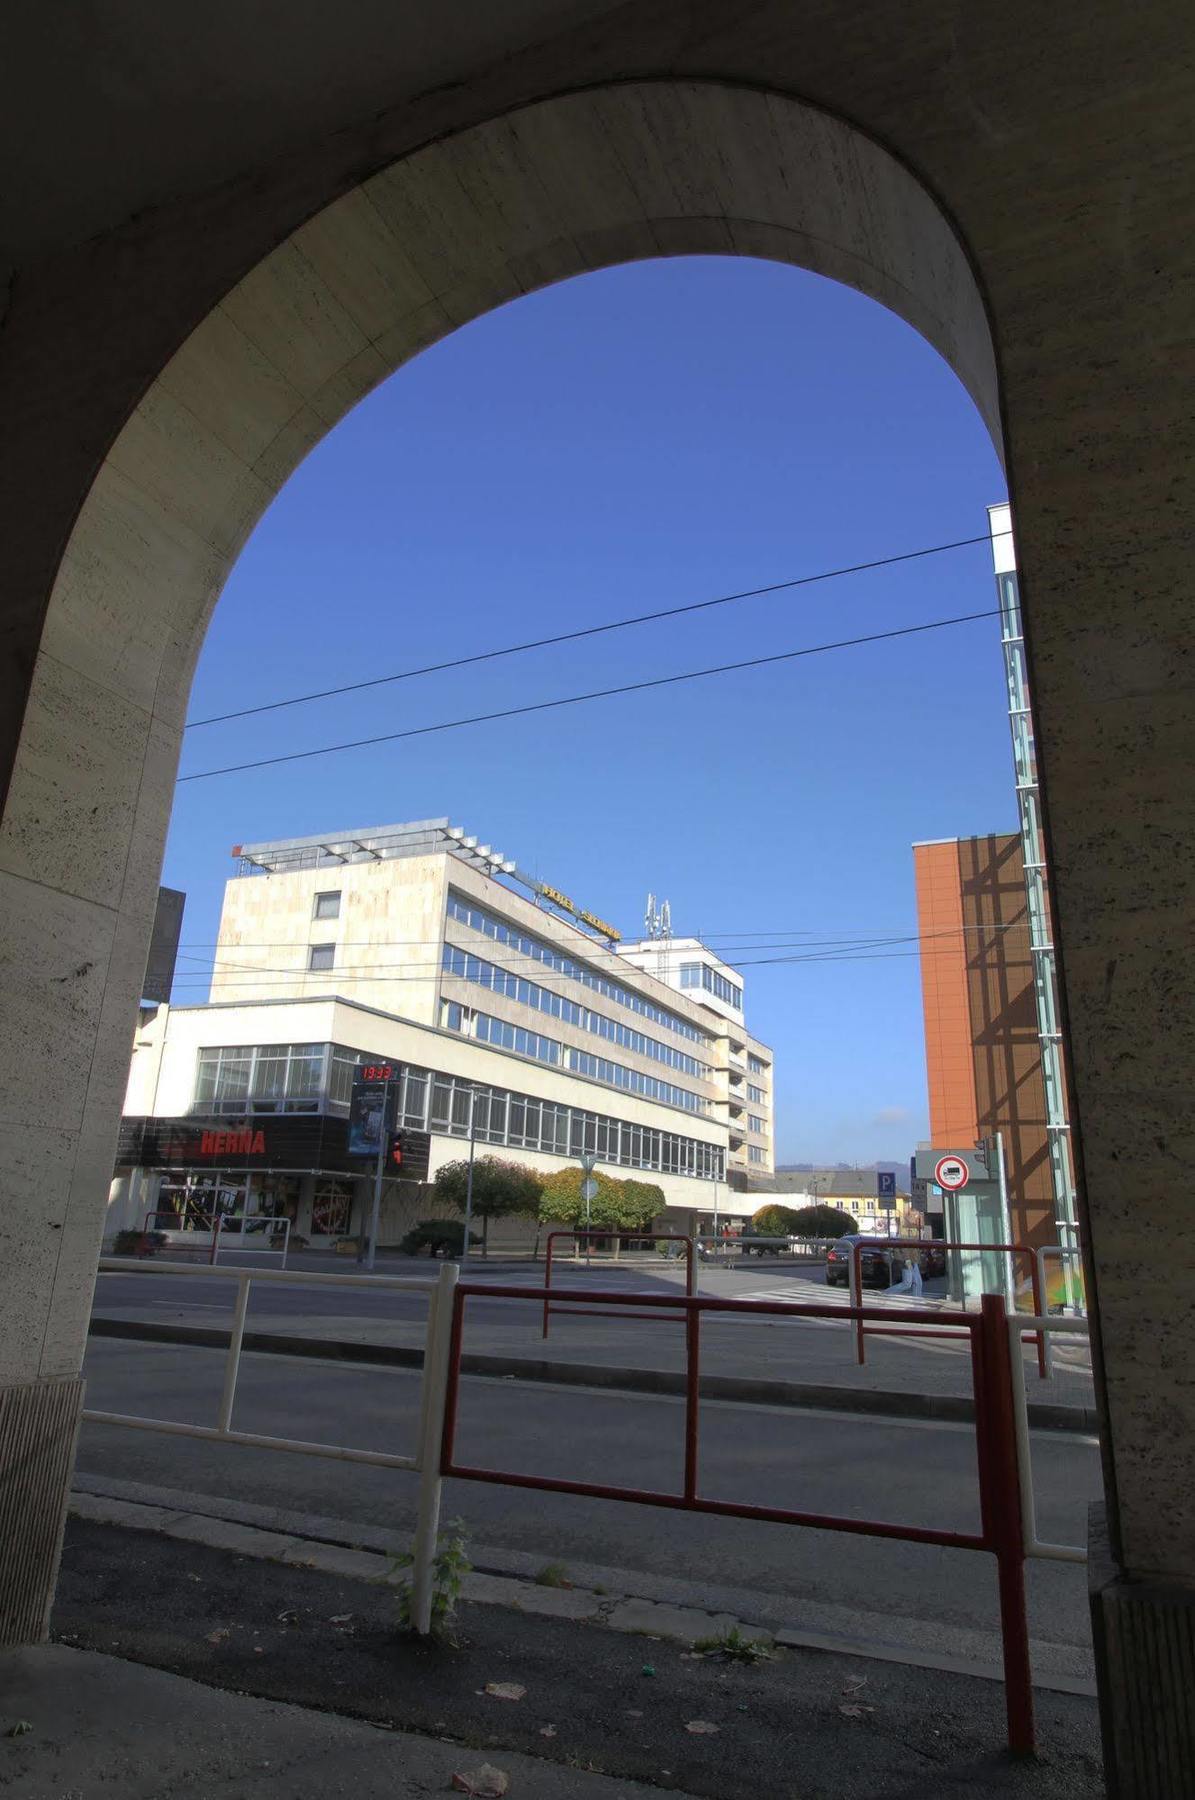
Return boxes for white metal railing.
[1008,1312,1092,1564]
[84,1256,456,1632]
[215,1213,291,1268]
[140,1210,292,1269]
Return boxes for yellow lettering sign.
[579,910,621,942]
[537,883,576,914]
[536,884,620,941]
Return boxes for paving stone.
[163,1515,301,1560]
[604,1596,742,1643]
[279,1543,391,1581]
[463,1572,602,1620]
[69,1492,185,1532]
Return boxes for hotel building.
[110,821,774,1247]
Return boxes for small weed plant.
[691,1625,773,1664]
[533,1562,570,1588]
[392,1518,471,1639]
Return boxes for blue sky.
[168,256,1011,1165]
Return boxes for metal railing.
[1036,1245,1087,1338]
[84,1256,455,1633]
[442,1281,1038,1756]
[541,1230,694,1338]
[1008,1312,1092,1564]
[139,1209,292,1269]
[849,1238,1048,1379]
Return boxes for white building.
[110,821,774,1249]
[616,936,775,1184]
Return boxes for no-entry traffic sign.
[934,1154,969,1191]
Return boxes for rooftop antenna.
[644,892,672,979]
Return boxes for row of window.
[747,1082,765,1104]
[189,1042,726,1182]
[442,944,711,1079]
[195,1042,365,1113]
[679,961,743,1011]
[396,1065,725,1180]
[447,892,710,1047]
[462,1008,706,1114]
[748,1052,767,1074]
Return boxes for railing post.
[1026,1249,1047,1380]
[210,1212,221,1266]
[685,1235,697,1301]
[410,1260,459,1636]
[217,1274,252,1432]
[542,1233,554,1339]
[851,1244,865,1364]
[974,1293,1035,1756]
[683,1301,701,1502]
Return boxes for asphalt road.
[91,1255,1095,1401]
[77,1335,1099,1672]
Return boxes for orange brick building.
[913,834,1057,1250]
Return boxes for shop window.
[312,1181,352,1237]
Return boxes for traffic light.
[388,1131,404,1171]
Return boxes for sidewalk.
[0,1644,670,1799]
[12,1514,1105,1799]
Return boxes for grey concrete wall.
[0,3,1191,1670]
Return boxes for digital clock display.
[361,1064,395,1081]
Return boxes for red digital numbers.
[362,1064,394,1081]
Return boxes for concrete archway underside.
[0,78,999,1384]
[0,61,1192,1776]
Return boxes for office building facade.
[615,936,775,1185]
[111,822,773,1246]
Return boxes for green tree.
[539,1166,664,1236]
[431,1156,543,1257]
[750,1202,801,1237]
[788,1204,858,1238]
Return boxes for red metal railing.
[849,1238,1047,1379]
[441,1281,1035,1756]
[541,1230,694,1340]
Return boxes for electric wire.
[185,528,1011,730]
[179,608,999,783]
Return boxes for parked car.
[825,1235,943,1287]
[825,1235,897,1288]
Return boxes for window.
[308,943,335,971]
[748,1083,765,1104]
[311,1180,352,1237]
[749,1145,766,1164]
[388,1058,725,1182]
[445,891,712,1045]
[679,961,743,1011]
[313,891,341,920]
[441,944,710,1077]
[194,1042,387,1116]
[749,1114,765,1134]
[748,1053,767,1074]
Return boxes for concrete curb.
[87,1314,1098,1433]
[67,1480,1097,1698]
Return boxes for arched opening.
[1,77,1010,1644]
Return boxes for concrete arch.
[0,79,999,1392]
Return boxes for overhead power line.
[178,608,999,783]
[185,529,1010,730]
